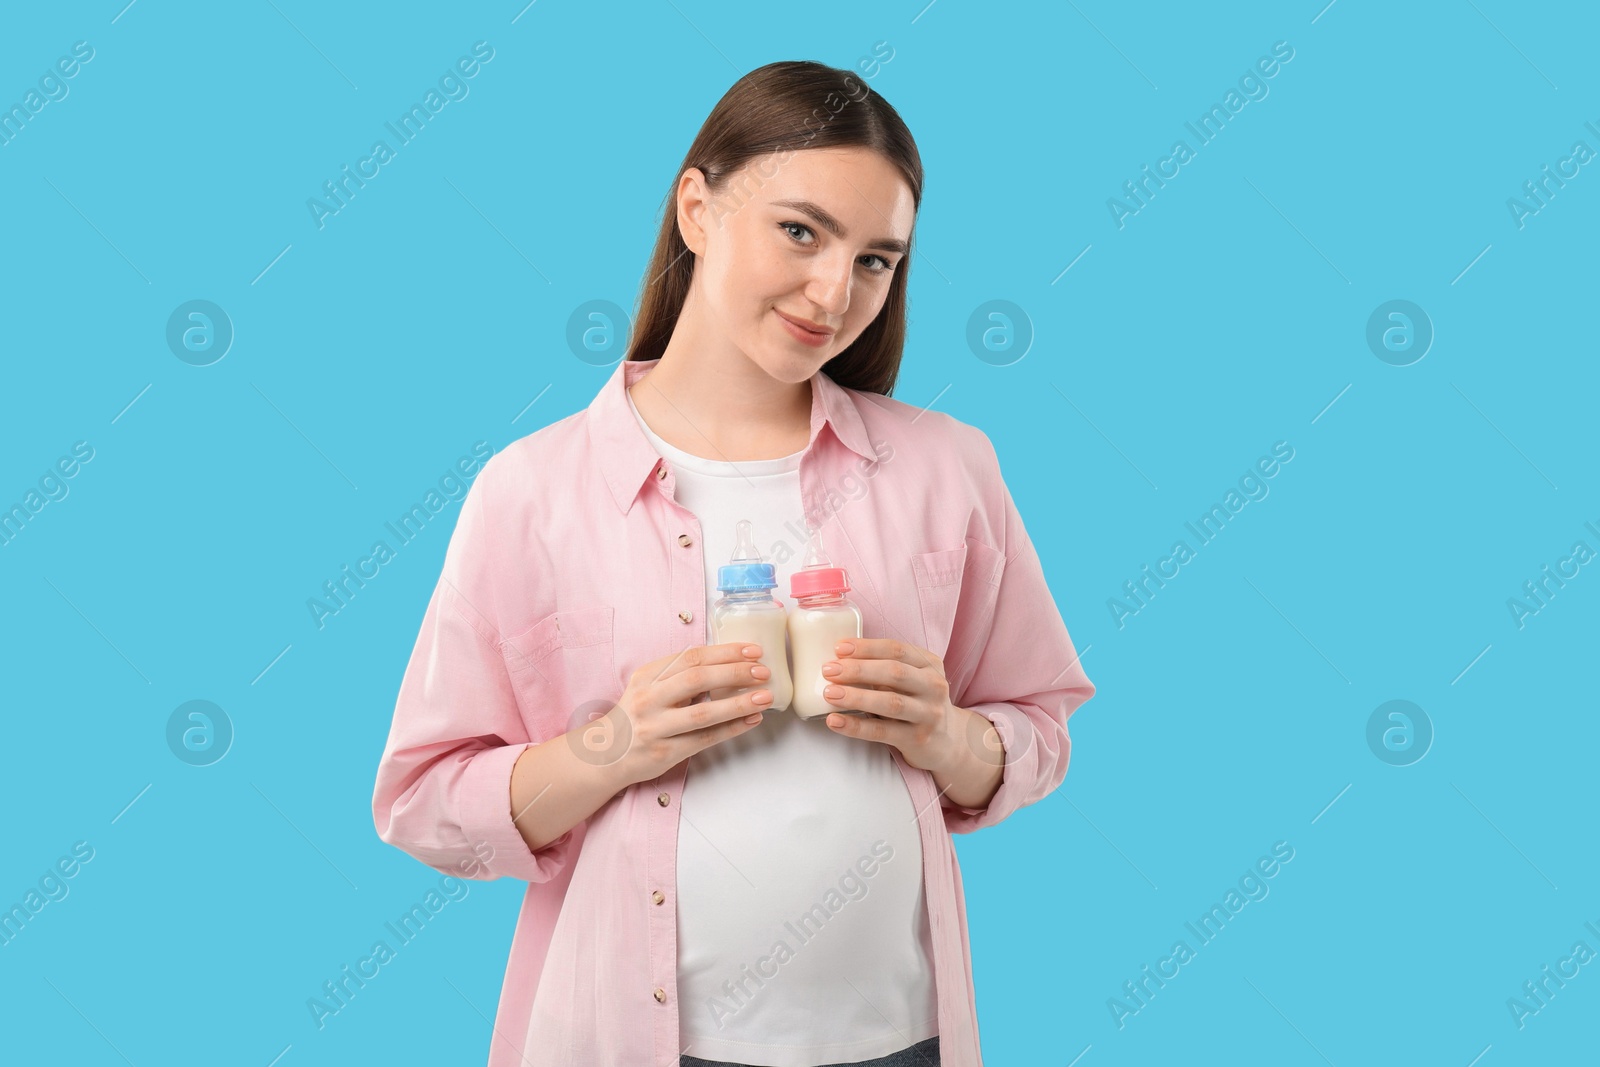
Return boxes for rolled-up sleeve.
[944,435,1095,836]
[371,467,579,883]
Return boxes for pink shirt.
[371,357,1095,1067]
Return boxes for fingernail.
[751,665,771,679]
[744,713,764,724]
[835,640,855,655]
[821,661,840,676]
[742,644,762,657]
[824,685,843,699]
[752,690,773,704]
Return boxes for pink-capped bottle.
[786,525,864,720]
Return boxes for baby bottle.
[787,526,864,720]
[708,519,794,713]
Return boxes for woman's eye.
[780,221,896,275]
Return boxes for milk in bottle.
[708,519,794,712]
[787,526,865,720]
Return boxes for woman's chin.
[749,347,822,384]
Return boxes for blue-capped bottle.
[708,519,793,713]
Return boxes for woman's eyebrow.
[770,198,908,255]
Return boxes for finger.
[820,681,923,723]
[678,705,769,756]
[823,707,910,744]
[647,643,768,705]
[660,660,774,709]
[821,654,937,699]
[834,637,941,673]
[646,641,764,682]
[667,689,774,740]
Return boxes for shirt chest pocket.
[911,540,1004,676]
[498,606,619,740]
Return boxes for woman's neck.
[627,343,813,462]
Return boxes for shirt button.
[652,890,665,905]
[657,465,668,480]
[677,534,693,547]
[657,791,671,806]
[678,610,693,624]
[653,987,667,1003]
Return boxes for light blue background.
[2,1,1595,1064]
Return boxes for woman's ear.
[676,167,711,257]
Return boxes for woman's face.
[678,146,916,384]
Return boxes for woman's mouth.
[775,309,834,348]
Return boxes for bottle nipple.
[731,519,760,564]
[717,519,777,593]
[800,523,830,569]
[790,524,850,599]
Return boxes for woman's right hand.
[596,641,774,789]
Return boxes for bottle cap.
[716,519,777,593]
[789,524,850,599]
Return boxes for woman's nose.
[807,260,853,317]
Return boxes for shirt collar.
[587,357,878,516]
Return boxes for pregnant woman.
[372,60,1094,1067]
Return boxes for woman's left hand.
[820,637,984,775]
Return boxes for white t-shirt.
[626,389,937,1066]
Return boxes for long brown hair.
[624,60,923,397]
